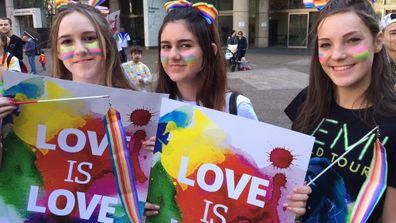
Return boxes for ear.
[374,32,384,53]
[211,43,218,56]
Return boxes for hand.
[284,185,312,217]
[143,136,156,152]
[144,202,160,216]
[0,97,17,119]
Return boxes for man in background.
[381,13,396,77]
[116,27,131,62]
[0,17,24,61]
[22,32,37,74]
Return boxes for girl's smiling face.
[57,11,105,85]
[317,11,382,93]
[160,20,204,86]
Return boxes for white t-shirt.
[177,92,258,121]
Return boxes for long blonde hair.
[50,3,133,89]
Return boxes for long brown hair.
[50,3,133,89]
[155,6,227,111]
[292,0,396,133]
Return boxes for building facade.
[1,0,396,48]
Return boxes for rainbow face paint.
[85,40,103,59]
[318,51,326,63]
[59,45,75,63]
[182,53,197,65]
[352,46,369,61]
[160,52,169,64]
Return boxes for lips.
[73,58,94,64]
[331,64,355,71]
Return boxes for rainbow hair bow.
[52,0,110,15]
[303,0,375,10]
[164,0,218,24]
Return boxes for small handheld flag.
[104,107,143,223]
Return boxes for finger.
[0,106,17,119]
[287,206,306,216]
[288,193,309,202]
[144,210,159,216]
[145,202,160,210]
[294,185,312,194]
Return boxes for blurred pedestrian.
[22,33,37,74]
[116,27,130,62]
[122,45,152,91]
[39,49,46,71]
[0,32,20,72]
[237,30,247,61]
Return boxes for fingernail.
[283,203,287,207]
[155,205,160,209]
[9,98,15,104]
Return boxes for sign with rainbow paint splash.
[0,71,163,222]
[146,98,315,223]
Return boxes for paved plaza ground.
[28,47,312,128]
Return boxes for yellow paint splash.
[161,109,230,187]
[13,80,87,152]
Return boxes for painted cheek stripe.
[183,54,196,65]
[318,52,326,63]
[352,46,369,61]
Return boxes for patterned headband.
[164,0,218,24]
[303,0,375,10]
[52,0,110,16]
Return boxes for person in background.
[381,12,396,77]
[0,32,20,72]
[116,27,131,62]
[38,49,46,71]
[237,30,247,62]
[21,33,37,74]
[0,17,24,61]
[122,45,152,91]
[0,17,28,73]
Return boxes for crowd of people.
[0,0,396,222]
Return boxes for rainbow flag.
[350,139,387,223]
[314,0,328,10]
[104,107,143,223]
[303,0,315,8]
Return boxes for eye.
[319,42,331,49]
[180,43,192,48]
[347,37,362,44]
[83,36,98,42]
[60,39,72,45]
[161,44,171,50]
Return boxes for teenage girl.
[285,0,396,222]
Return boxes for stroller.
[225,44,239,72]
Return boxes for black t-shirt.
[7,34,24,60]
[285,89,396,223]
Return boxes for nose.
[74,40,88,56]
[330,44,347,61]
[168,46,181,60]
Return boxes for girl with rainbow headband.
[0,1,135,119]
[144,0,311,219]
[285,0,396,222]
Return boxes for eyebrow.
[318,30,363,41]
[58,31,97,40]
[160,39,194,44]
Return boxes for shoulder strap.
[6,53,13,68]
[229,92,239,115]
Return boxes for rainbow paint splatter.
[318,51,326,63]
[352,46,369,61]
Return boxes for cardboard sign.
[147,98,315,223]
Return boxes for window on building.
[13,0,41,8]
[386,0,396,4]
[189,0,232,11]
[120,0,143,15]
[289,0,304,9]
[0,0,5,17]
[269,0,288,10]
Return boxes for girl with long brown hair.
[285,0,396,222]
